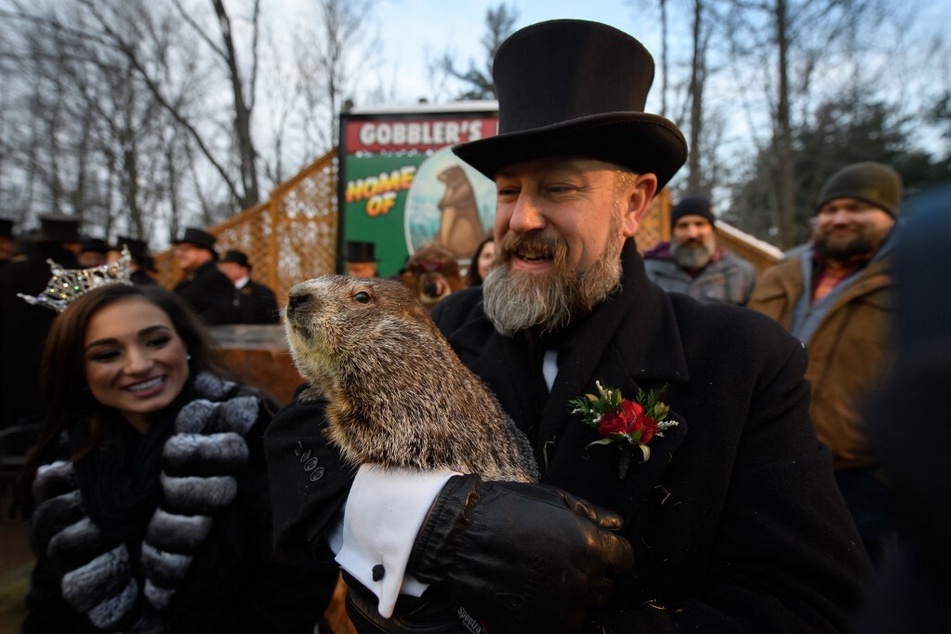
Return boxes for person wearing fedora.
[643,195,759,305]
[345,241,379,277]
[0,217,15,270]
[218,249,280,324]
[0,214,82,430]
[748,161,904,568]
[172,226,239,325]
[264,20,870,632]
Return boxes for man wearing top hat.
[77,236,112,268]
[219,249,280,324]
[112,236,158,286]
[0,214,81,430]
[344,240,379,277]
[172,226,239,325]
[265,20,870,632]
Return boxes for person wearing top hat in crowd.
[643,195,758,305]
[112,236,158,286]
[748,161,903,567]
[77,236,112,268]
[171,227,239,325]
[345,241,379,277]
[264,19,869,632]
[218,249,280,324]
[0,217,15,269]
[0,214,82,430]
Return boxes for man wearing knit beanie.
[749,160,903,568]
[643,194,758,305]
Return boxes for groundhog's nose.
[286,285,313,317]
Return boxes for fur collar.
[32,373,260,632]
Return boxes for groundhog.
[284,275,539,482]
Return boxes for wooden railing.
[154,149,339,306]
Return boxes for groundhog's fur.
[284,275,539,482]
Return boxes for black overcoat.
[265,241,871,632]
[173,260,239,325]
[233,279,280,324]
[0,244,78,428]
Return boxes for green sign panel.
[338,106,499,278]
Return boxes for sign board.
[337,102,499,277]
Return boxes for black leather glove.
[406,474,634,632]
[343,571,484,634]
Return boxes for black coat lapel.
[438,242,691,515]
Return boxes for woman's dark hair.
[16,284,233,509]
[465,233,495,287]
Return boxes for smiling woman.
[14,284,338,633]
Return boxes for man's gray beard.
[482,234,624,337]
[671,240,714,270]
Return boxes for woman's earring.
[186,354,192,361]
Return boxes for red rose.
[632,416,658,444]
[598,412,627,437]
[619,400,643,425]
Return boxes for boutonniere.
[570,381,678,478]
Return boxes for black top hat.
[452,19,687,191]
[173,227,217,254]
[346,241,377,263]
[0,218,13,238]
[221,249,251,269]
[36,214,81,243]
[115,235,151,260]
[79,236,112,253]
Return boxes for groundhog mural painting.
[339,108,498,279]
[434,164,484,259]
[403,146,495,258]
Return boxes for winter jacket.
[173,261,239,325]
[643,242,758,305]
[0,244,79,428]
[24,373,338,633]
[747,242,896,470]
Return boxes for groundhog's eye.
[353,291,371,304]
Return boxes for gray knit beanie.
[815,162,903,217]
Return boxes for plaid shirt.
[811,251,874,304]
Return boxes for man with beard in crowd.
[749,161,902,568]
[643,195,758,305]
[264,19,870,632]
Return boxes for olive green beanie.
[815,161,903,217]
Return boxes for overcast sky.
[350,0,659,105]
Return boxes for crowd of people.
[0,15,943,634]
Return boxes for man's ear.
[621,173,659,238]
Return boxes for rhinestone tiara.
[18,247,134,313]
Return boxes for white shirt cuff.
[333,465,459,618]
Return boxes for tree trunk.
[212,0,260,210]
[775,0,796,249]
[687,0,705,193]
